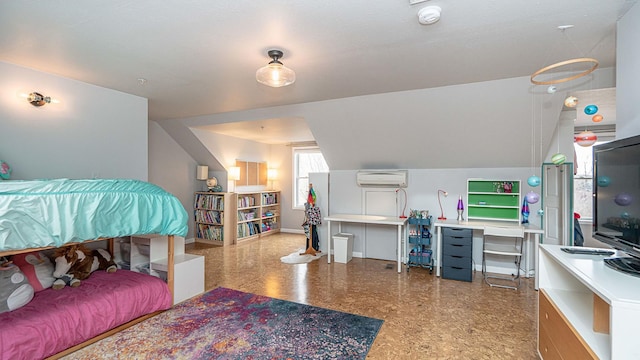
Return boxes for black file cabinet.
[441,227,473,282]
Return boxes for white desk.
[325,214,408,273]
[433,219,543,278]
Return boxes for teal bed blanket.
[0,179,188,251]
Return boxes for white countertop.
[324,214,408,226]
[540,244,640,305]
[434,219,543,233]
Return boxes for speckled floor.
[186,232,539,360]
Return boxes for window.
[573,136,613,221]
[293,147,329,209]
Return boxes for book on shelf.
[262,193,278,205]
[195,209,223,224]
[237,196,256,208]
[237,222,261,238]
[238,210,256,221]
[194,193,225,210]
[197,223,223,241]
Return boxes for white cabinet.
[152,254,205,304]
[114,234,204,305]
[538,244,640,359]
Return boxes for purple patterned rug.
[65,287,383,359]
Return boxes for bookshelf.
[236,191,280,242]
[194,192,236,246]
[466,179,521,223]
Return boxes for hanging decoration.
[530,58,599,85]
[592,114,603,123]
[527,175,541,187]
[564,96,578,108]
[575,130,597,147]
[596,176,611,187]
[584,104,598,115]
[551,153,566,165]
[614,193,633,206]
[525,191,540,204]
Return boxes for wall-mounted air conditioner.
[356,170,408,188]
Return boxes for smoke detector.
[417,6,441,25]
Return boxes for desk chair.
[482,226,525,290]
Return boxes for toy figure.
[0,258,34,313]
[51,244,117,289]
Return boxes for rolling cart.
[406,216,433,273]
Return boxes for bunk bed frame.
[0,178,187,358]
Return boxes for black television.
[593,134,640,276]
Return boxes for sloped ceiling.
[0,1,632,170]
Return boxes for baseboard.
[280,228,305,234]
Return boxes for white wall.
[148,121,201,239]
[617,1,640,139]
[0,61,148,180]
[323,168,541,263]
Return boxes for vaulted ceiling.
[1,1,633,121]
[0,1,632,169]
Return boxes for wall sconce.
[196,165,208,180]
[24,92,58,107]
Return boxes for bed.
[0,178,189,359]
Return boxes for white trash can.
[333,233,354,263]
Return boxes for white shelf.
[151,254,203,271]
[539,244,640,359]
[544,288,610,357]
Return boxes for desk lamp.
[396,188,408,219]
[437,190,448,220]
[456,195,464,221]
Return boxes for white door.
[542,163,573,246]
[363,189,397,261]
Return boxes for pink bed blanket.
[0,270,172,360]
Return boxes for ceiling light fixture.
[417,6,441,25]
[256,49,296,88]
